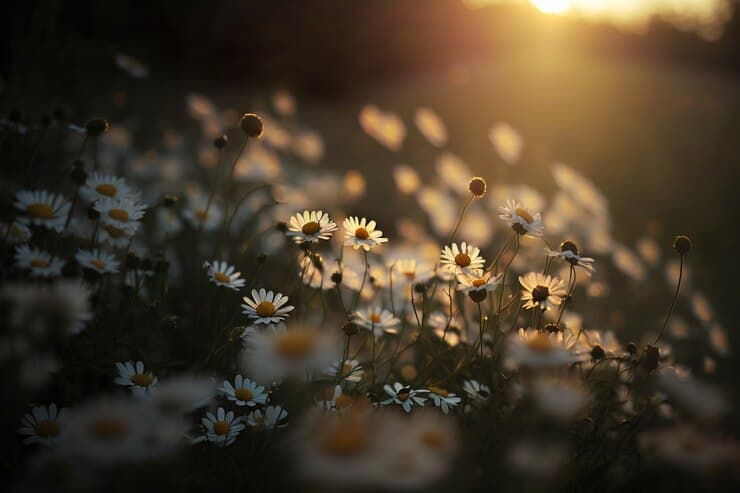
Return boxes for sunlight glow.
[531,0,572,14]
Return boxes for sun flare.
[530,0,571,14]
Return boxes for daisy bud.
[560,240,578,255]
[240,113,263,138]
[70,160,87,185]
[468,289,487,303]
[85,118,110,137]
[331,271,342,284]
[641,345,660,372]
[544,322,560,333]
[673,235,691,255]
[342,321,359,336]
[87,204,100,221]
[125,252,140,270]
[468,177,487,198]
[276,222,288,233]
[163,194,178,208]
[591,344,605,361]
[256,253,267,264]
[213,134,228,149]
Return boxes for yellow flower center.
[131,373,153,387]
[31,258,50,268]
[370,313,382,324]
[90,259,106,270]
[35,419,60,438]
[301,221,321,235]
[195,209,208,221]
[397,388,411,401]
[403,271,416,280]
[341,362,355,377]
[95,183,117,197]
[323,421,368,457]
[275,331,316,360]
[213,420,231,436]
[454,253,471,267]
[429,386,449,397]
[108,208,129,222]
[91,418,127,441]
[422,430,446,449]
[214,272,230,283]
[104,225,126,238]
[472,279,487,288]
[354,227,370,240]
[255,301,276,317]
[234,387,254,402]
[27,203,55,219]
[515,207,533,224]
[527,333,553,353]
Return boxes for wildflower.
[94,197,146,232]
[381,382,428,413]
[203,260,245,291]
[457,269,502,303]
[440,242,485,275]
[286,210,337,244]
[75,249,119,274]
[325,359,364,383]
[394,258,434,285]
[241,288,294,324]
[182,197,223,232]
[358,104,406,151]
[219,374,268,407]
[240,113,263,137]
[468,177,487,198]
[673,235,692,254]
[463,380,490,403]
[354,306,400,336]
[489,123,523,165]
[427,386,462,414]
[392,164,421,195]
[18,403,66,446]
[531,376,589,421]
[15,245,64,278]
[14,190,71,232]
[519,272,567,311]
[201,407,245,447]
[499,200,544,237]
[114,361,158,396]
[506,329,581,369]
[315,385,356,414]
[2,280,92,335]
[546,240,595,275]
[2,221,32,244]
[343,216,388,251]
[414,107,447,147]
[80,172,138,203]
[149,375,216,414]
[657,367,729,420]
[247,405,288,430]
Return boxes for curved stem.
[447,195,474,245]
[654,254,684,344]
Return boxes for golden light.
[530,0,572,14]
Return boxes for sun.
[530,0,572,14]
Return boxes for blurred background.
[2,0,739,330]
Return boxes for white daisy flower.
[14,245,64,278]
[343,216,388,251]
[381,382,429,413]
[456,269,502,303]
[80,172,137,203]
[94,197,146,232]
[315,385,355,414]
[114,361,158,396]
[98,221,135,248]
[440,242,485,275]
[182,198,223,232]
[354,306,400,336]
[546,240,595,275]
[325,359,364,383]
[531,377,589,421]
[2,221,32,244]
[505,329,581,369]
[203,260,245,291]
[463,380,490,403]
[241,288,294,324]
[519,272,567,311]
[14,190,71,232]
[393,258,435,285]
[219,374,268,407]
[2,280,92,335]
[427,386,462,414]
[247,405,288,430]
[287,210,337,244]
[201,407,245,447]
[75,249,119,274]
[18,403,66,446]
[499,200,544,237]
[148,375,216,414]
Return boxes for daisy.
[247,405,288,430]
[98,222,135,248]
[546,240,595,275]
[457,269,502,303]
[14,190,71,232]
[114,361,158,396]
[240,325,339,384]
[499,200,544,237]
[182,198,223,232]
[14,245,64,278]
[393,258,435,285]
[427,386,462,414]
[94,197,146,232]
[325,359,364,383]
[463,380,490,403]
[2,221,32,244]
[519,272,567,311]
[287,210,337,244]
[315,385,356,414]
[148,375,216,414]
[505,329,581,369]
[531,377,589,421]
[3,280,92,335]
[440,242,485,275]
[18,403,66,446]
[219,374,268,407]
[75,249,120,274]
[80,172,137,203]
[201,407,245,447]
[203,260,245,291]
[343,216,388,251]
[354,306,400,336]
[381,382,429,413]
[241,288,294,324]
